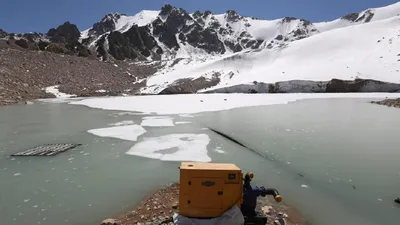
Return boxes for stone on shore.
[101,218,120,225]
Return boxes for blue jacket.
[241,185,262,217]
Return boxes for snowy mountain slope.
[141,15,400,93]
[73,2,400,93]
[81,10,160,38]
[315,2,400,32]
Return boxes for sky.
[0,0,398,33]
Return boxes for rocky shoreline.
[101,183,308,225]
[371,98,400,108]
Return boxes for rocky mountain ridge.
[1,3,395,62]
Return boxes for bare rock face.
[89,13,120,37]
[158,73,221,94]
[0,29,8,38]
[47,21,81,43]
[225,10,242,22]
[341,13,360,22]
[355,10,375,23]
[325,78,400,92]
[151,5,225,54]
[102,25,163,61]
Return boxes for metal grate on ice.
[11,144,81,156]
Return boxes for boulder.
[100,218,119,225]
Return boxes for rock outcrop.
[0,29,7,38]
[89,13,121,37]
[47,21,81,43]
[1,22,92,58]
[158,74,221,94]
[371,98,400,108]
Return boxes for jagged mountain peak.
[225,10,243,22]
[101,13,123,22]
[47,21,81,43]
[159,4,190,18]
[0,29,7,38]
[76,2,400,63]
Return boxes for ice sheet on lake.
[126,133,211,162]
[88,125,146,142]
[108,121,135,126]
[71,93,400,115]
[175,121,192,125]
[140,116,174,127]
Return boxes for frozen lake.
[1,94,400,225]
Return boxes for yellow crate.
[179,162,243,218]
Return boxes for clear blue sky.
[0,0,398,33]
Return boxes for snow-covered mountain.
[79,3,400,94]
[81,4,320,61]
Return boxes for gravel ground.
[0,45,157,106]
[101,183,308,225]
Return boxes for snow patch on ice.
[126,133,211,162]
[108,121,135,126]
[214,148,226,154]
[88,125,146,142]
[301,184,310,188]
